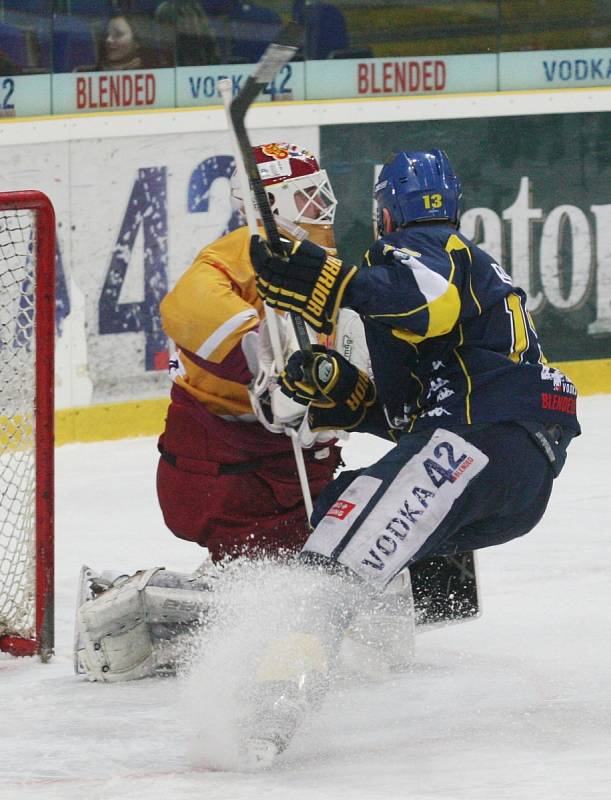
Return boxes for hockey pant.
[303,422,566,590]
[157,393,342,562]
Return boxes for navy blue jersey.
[343,223,580,438]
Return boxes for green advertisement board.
[321,112,611,363]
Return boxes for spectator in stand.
[93,10,166,71]
[155,0,220,66]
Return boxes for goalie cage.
[0,190,55,661]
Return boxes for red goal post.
[0,190,55,661]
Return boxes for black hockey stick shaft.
[229,38,311,350]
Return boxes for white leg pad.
[76,568,213,683]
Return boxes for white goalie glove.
[242,309,369,446]
[242,312,318,442]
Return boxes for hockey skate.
[240,631,330,769]
[236,563,361,768]
[241,680,309,768]
[340,568,416,678]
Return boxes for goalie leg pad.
[76,568,214,683]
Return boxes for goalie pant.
[157,384,341,562]
[302,421,574,589]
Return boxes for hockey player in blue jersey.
[246,149,581,763]
[251,148,580,584]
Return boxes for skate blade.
[243,738,279,770]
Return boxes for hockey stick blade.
[230,42,298,120]
[229,43,297,254]
[253,44,298,87]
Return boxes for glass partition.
[0,1,609,116]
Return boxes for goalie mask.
[251,143,338,250]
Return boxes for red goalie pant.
[156,386,341,562]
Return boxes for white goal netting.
[0,208,37,642]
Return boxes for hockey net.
[0,191,55,661]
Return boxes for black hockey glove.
[281,346,376,431]
[250,236,357,335]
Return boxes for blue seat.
[132,0,164,13]
[201,1,230,14]
[52,15,97,73]
[68,1,113,17]
[203,0,281,64]
[0,21,30,68]
[292,1,349,60]
[1,12,54,72]
[3,0,49,13]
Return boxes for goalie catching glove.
[281,345,376,431]
[250,236,357,335]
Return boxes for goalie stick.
[219,41,314,518]
[220,40,312,353]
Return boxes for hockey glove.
[250,236,357,336]
[281,346,376,431]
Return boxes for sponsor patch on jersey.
[540,392,577,414]
[335,429,489,588]
[326,500,356,521]
[303,475,383,558]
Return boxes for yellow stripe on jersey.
[504,292,529,363]
[410,370,425,413]
[526,310,548,365]
[377,248,461,342]
[453,324,473,424]
[425,277,460,338]
[388,277,460,344]
[445,233,482,315]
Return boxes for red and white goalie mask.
[252,143,338,250]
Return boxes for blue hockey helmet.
[374,149,462,235]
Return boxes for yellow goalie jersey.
[160,225,264,418]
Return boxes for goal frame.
[0,190,55,661]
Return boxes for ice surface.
[1,396,610,800]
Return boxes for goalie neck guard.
[252,143,338,249]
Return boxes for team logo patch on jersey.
[326,500,356,521]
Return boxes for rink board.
[0,88,608,442]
